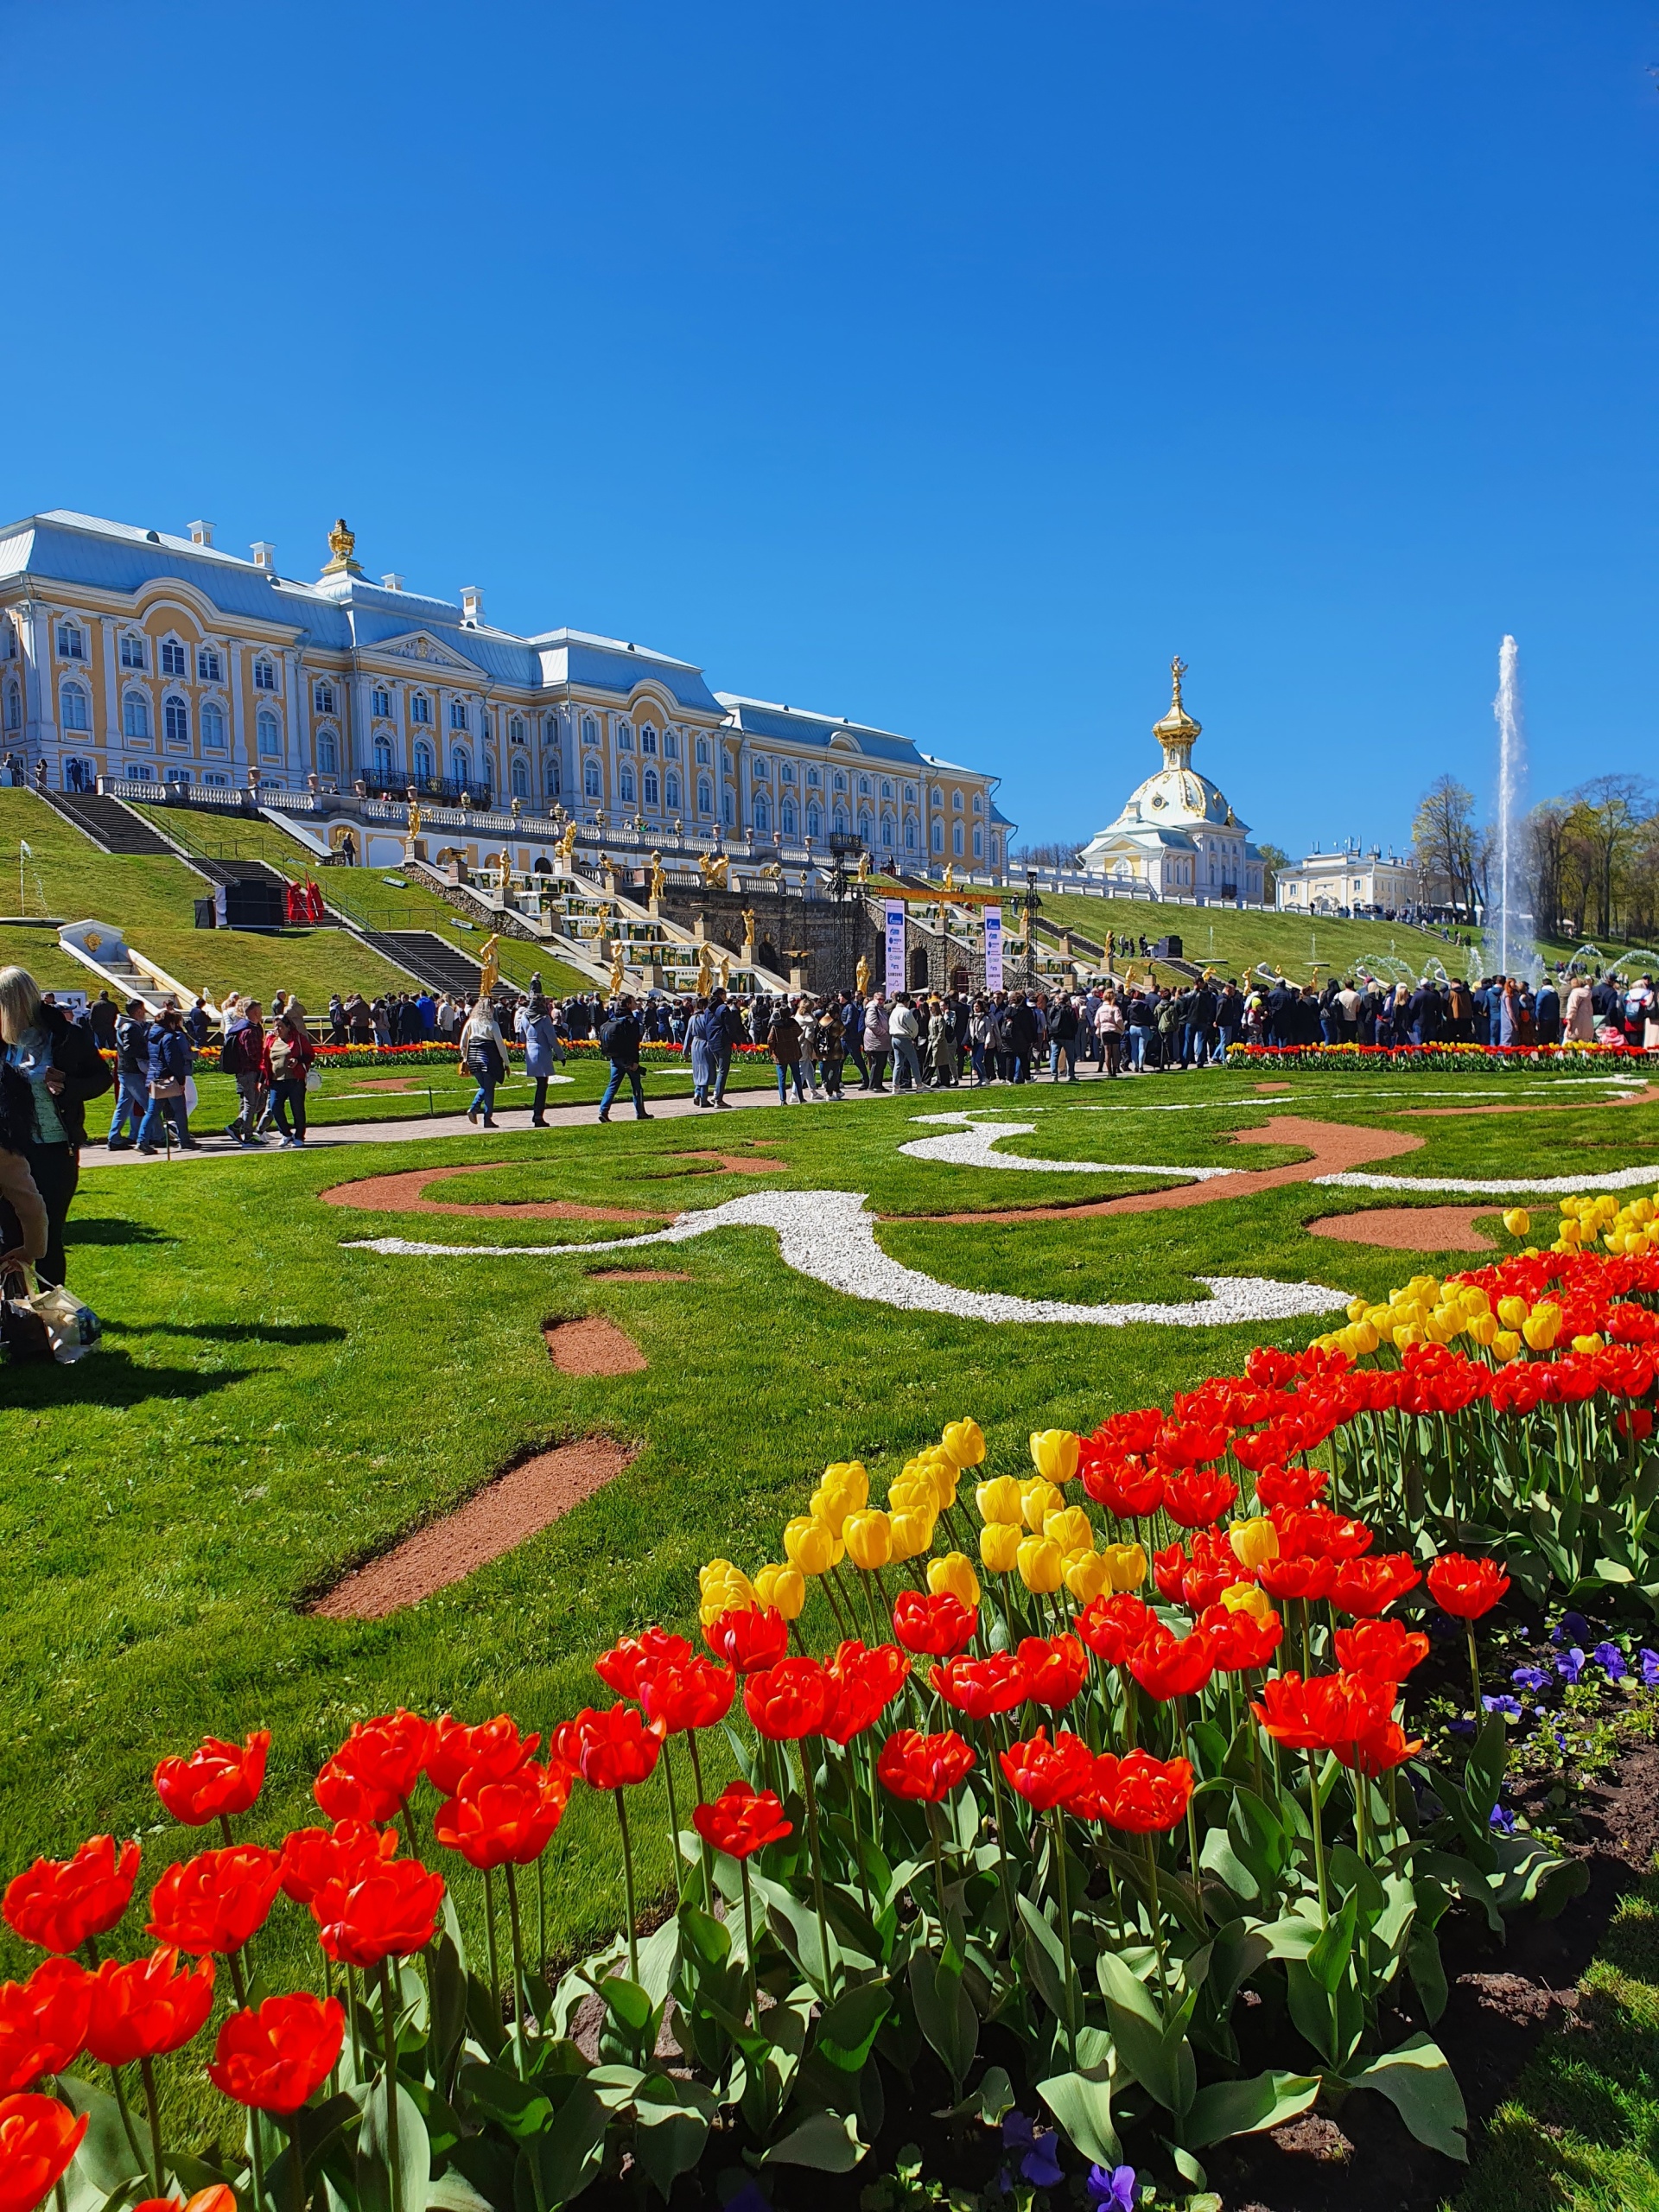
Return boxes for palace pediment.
[370,632,476,672]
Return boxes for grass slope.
[1034,889,1479,985]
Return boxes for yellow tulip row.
[1552,1191,1656,1257]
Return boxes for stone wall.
[652,882,883,995]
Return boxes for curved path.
[898,1112,1239,1179]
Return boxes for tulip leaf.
[816,1979,893,2074]
[761,2106,867,2171]
[357,2075,431,2212]
[1343,2031,1468,2162]
[909,1945,977,2094]
[1036,2056,1120,2168]
[55,2075,145,2204]
[1180,2067,1319,2151]
[513,2083,609,2210]
[1306,1891,1359,1996]
[1407,1921,1448,2025]
[1015,1893,1071,2021]
[632,2073,717,2200]
[427,2174,494,2212]
[634,1917,683,2009]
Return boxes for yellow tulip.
[753,1562,804,1621]
[1219,1580,1273,1622]
[1346,1320,1382,1356]
[1493,1328,1522,1362]
[928,1552,981,1607]
[888,1472,939,1517]
[940,1419,987,1468]
[1459,1284,1491,1318]
[1029,1430,1080,1485]
[1346,1295,1370,1323]
[843,1510,893,1571]
[979,1522,1022,1574]
[823,1460,869,1510]
[1467,1313,1498,1348]
[1522,1302,1563,1351]
[976,1475,1025,1526]
[1063,1549,1110,1603]
[890,1508,937,1562]
[1503,1208,1531,1239]
[1497,1295,1529,1331]
[1229,1516,1280,1570]
[810,1481,857,1536]
[1017,1535,1065,1594]
[1021,1478,1064,1532]
[1572,1332,1605,1357]
[698,1557,757,1625]
[784,1515,841,1576]
[1558,1219,1583,1246]
[1043,1505,1094,1555]
[1102,1541,1148,1592]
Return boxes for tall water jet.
[1489,633,1528,976]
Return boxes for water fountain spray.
[1490,634,1527,978]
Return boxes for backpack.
[218,1029,241,1074]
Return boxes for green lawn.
[7,1065,1659,2167]
[1033,888,1483,985]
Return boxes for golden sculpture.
[478,933,500,996]
[406,797,422,840]
[857,851,871,883]
[610,945,626,995]
[716,949,732,989]
[322,518,363,576]
[696,941,716,992]
[943,861,956,893]
[556,820,577,867]
[649,850,667,900]
[855,952,872,995]
[698,851,730,891]
[762,860,784,886]
[741,906,756,945]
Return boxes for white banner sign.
[884,900,906,995]
[982,906,1003,992]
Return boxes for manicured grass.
[1034,888,1481,986]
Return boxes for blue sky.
[9,1,1656,857]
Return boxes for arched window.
[372,686,391,716]
[664,772,679,810]
[833,805,849,837]
[906,818,918,852]
[256,709,281,757]
[451,747,471,786]
[619,763,635,803]
[413,741,433,781]
[932,819,944,854]
[953,821,964,857]
[198,646,222,683]
[201,700,226,748]
[806,766,821,788]
[410,692,431,725]
[972,826,983,858]
[858,810,873,846]
[374,735,396,778]
[55,621,85,661]
[251,656,276,691]
[722,788,734,827]
[696,777,712,815]
[880,779,893,800]
[833,770,846,792]
[952,789,963,811]
[781,798,797,836]
[450,700,468,732]
[582,715,597,745]
[128,761,152,779]
[124,691,150,740]
[120,633,147,671]
[616,721,632,750]
[509,715,525,744]
[931,787,944,808]
[904,782,916,804]
[972,791,984,813]
[643,766,658,806]
[752,794,769,834]
[880,810,894,848]
[60,682,89,732]
[752,756,769,781]
[511,757,529,798]
[663,729,679,760]
[318,730,339,773]
[695,735,709,765]
[543,714,560,746]
[545,759,562,795]
[314,679,335,714]
[640,725,657,755]
[585,760,602,799]
[161,637,188,677]
[780,761,795,785]
[164,694,189,745]
[806,802,822,840]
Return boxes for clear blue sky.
[10,1,1656,858]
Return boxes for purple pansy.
[1555,1647,1586,1684]
[1593,1642,1630,1681]
[1001,2113,1065,2188]
[1511,1665,1550,1693]
[1639,1649,1659,1688]
[1554,1612,1593,1646]
[1483,1694,1522,1719]
[1087,2166,1138,2212]
[1490,1802,1516,1834]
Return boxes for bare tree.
[1411,776,1485,919]
[1571,774,1654,938]
[1524,798,1573,938]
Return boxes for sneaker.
[635,1110,652,1121]
[105,1136,132,1151]
[597,1111,611,1123]
[137,1142,158,1154]
[280,1136,301,1148]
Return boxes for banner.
[982,905,1003,992]
[884,900,906,994]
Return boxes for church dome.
[1120,760,1237,828]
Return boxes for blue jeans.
[1215,1029,1236,1065]
[108,1071,147,1141]
[711,1050,733,1103]
[776,1061,806,1103]
[468,1080,497,1121]
[600,1064,646,1116]
[138,1090,192,1148]
[1128,1028,1148,1070]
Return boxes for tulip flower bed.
[1236,1044,1658,1073]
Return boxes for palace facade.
[0,510,1014,872]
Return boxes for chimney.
[460,586,484,624]
[381,572,404,592]
[251,542,276,570]
[188,520,214,548]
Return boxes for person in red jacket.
[260,1013,315,1147]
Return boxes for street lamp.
[1022,867,1042,987]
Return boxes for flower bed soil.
[1304,1206,1503,1253]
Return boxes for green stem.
[378,1960,402,2212]
[107,2065,147,2181]
[615,1789,641,1985]
[1466,1620,1484,1717]
[800,1752,835,1999]
[926,1802,949,1933]
[1050,1807,1077,2066]
[138,2056,166,2196]
[482,1866,501,2020]
[286,2113,306,2212]
[739,1858,759,2030]
[504,1863,531,2075]
[661,1737,683,1897]
[346,1966,363,2083]
[686,1732,715,1915]
[537,1854,548,1980]
[1306,1750,1329,1926]
[1146,1836,1171,2004]
[227,1948,249,2009]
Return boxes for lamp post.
[1021,867,1042,988]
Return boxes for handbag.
[150,1077,186,1099]
[1,1270,52,1363]
[1,1269,98,1363]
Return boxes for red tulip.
[207,1993,345,2113]
[276,1821,397,1906]
[1000,1728,1095,1812]
[311,1859,446,1970]
[432,1762,572,1870]
[423,1715,540,1797]
[639,1658,736,1737]
[594,1629,693,1700]
[1256,1552,1338,1604]
[1334,1721,1423,1778]
[153,1732,271,1828]
[1426,1554,1510,1621]
[1075,1592,1153,1667]
[928,1652,1027,1719]
[1251,1671,1395,1754]
[690,1782,792,1860]
[824,1643,911,1745]
[1198,1601,1283,1673]
[891,1592,978,1659]
[702,1607,789,1675]
[1078,1450,1165,1519]
[145,1846,282,1957]
[1128,1625,1215,1702]
[742,1659,836,1742]
[1090,1750,1195,1834]
[1161,1466,1238,1529]
[1018,1634,1090,1712]
[1252,1463,1328,1510]
[314,1710,433,1825]
[4,1838,141,1956]
[1333,1619,1430,1681]
[0,2094,87,2212]
[551,1707,664,1790]
[84,1948,215,2066]
[876,1730,976,1803]
[1153,1535,1238,1611]
[1331,1554,1421,1619]
[1274,1506,1374,1562]
[0,1961,91,2095]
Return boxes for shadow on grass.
[64,1218,175,1246]
[111,1321,349,1346]
[2,1352,251,1406]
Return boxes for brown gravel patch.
[674,1150,787,1173]
[350,1077,423,1092]
[1253,1080,1294,1093]
[320,1165,653,1223]
[1305,1205,1503,1253]
[584,1268,692,1282]
[908,1115,1425,1226]
[543,1315,648,1375]
[308,1437,638,1619]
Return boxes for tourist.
[597,992,652,1122]
[460,998,507,1127]
[703,988,742,1108]
[889,994,925,1090]
[817,1002,846,1098]
[522,995,563,1126]
[862,991,891,1090]
[685,995,715,1107]
[136,1001,196,1154]
[969,997,999,1084]
[106,996,151,1148]
[0,966,110,1286]
[1047,993,1078,1080]
[89,990,118,1052]
[1535,976,1561,1046]
[261,1011,315,1147]
[928,997,959,1087]
[769,999,807,1103]
[1095,988,1124,1075]
[222,999,268,1144]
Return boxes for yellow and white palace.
[0,510,1014,874]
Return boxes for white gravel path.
[1316,1166,1659,1196]
[896,1111,1237,1179]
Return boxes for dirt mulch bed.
[308,1438,638,1619]
[319,1164,654,1223]
[1395,1081,1659,1116]
[1304,1204,1503,1253]
[543,1316,648,1375]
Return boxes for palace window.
[252,656,276,690]
[544,714,561,746]
[880,779,892,800]
[163,694,190,745]
[643,766,658,806]
[546,758,562,795]
[695,735,709,766]
[511,757,529,798]
[508,715,525,744]
[952,790,963,810]
[127,761,152,779]
[857,776,870,796]
[409,739,429,779]
[931,786,944,807]
[315,679,335,714]
[806,766,821,787]
[752,793,769,833]
[124,691,150,740]
[372,687,391,717]
[1,627,13,658]
[696,776,712,814]
[904,782,916,804]
[449,700,468,732]
[806,803,822,840]
[585,760,602,798]
[640,724,657,755]
[663,728,678,760]
[161,638,188,677]
[410,692,431,725]
[198,646,222,683]
[451,747,471,785]
[880,810,894,847]
[973,826,983,858]
[752,757,769,780]
[619,763,636,803]
[664,771,678,809]
[257,709,281,757]
[617,722,632,750]
[858,810,873,845]
[906,819,918,851]
[972,791,984,812]
[582,715,598,746]
[60,681,89,732]
[780,761,795,785]
[722,788,734,827]
[990,835,1001,867]
[833,805,849,837]
[833,770,846,792]
[953,821,963,857]
[202,700,226,747]
[203,772,230,788]
[120,634,147,671]
[781,798,797,836]
[55,621,85,660]
[318,730,339,774]
[932,819,944,853]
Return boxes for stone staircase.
[357,931,485,999]
[34,789,176,856]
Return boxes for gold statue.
[741,906,756,945]
[716,948,732,989]
[609,944,626,994]
[857,851,871,883]
[556,821,576,867]
[322,518,363,576]
[696,941,717,992]
[479,933,500,996]
[855,952,872,995]
[698,851,730,891]
[649,850,667,900]
[762,860,784,886]
[406,797,422,840]
[943,861,956,893]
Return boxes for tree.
[1411,776,1486,920]
[1257,842,1288,902]
[1524,798,1573,938]
[1571,774,1653,938]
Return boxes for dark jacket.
[146,1026,194,1090]
[601,1014,643,1066]
[768,1013,803,1065]
[115,1014,151,1075]
[31,1002,114,1146]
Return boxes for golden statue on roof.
[322,518,364,576]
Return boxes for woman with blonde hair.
[460,996,506,1126]
[0,965,111,1286]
